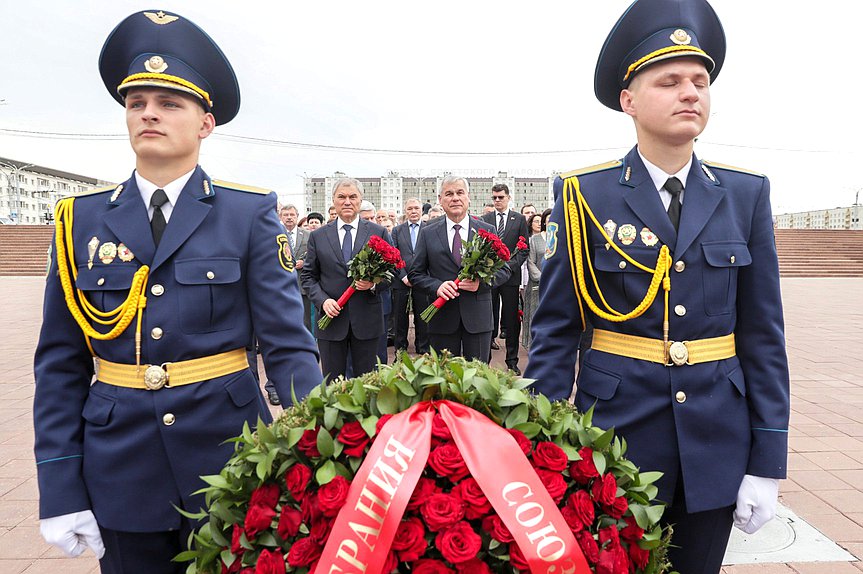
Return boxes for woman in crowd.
[521,209,551,349]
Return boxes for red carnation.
[337,420,370,457]
[532,441,569,471]
[507,428,532,455]
[243,504,276,539]
[317,475,351,517]
[249,483,280,510]
[428,443,470,482]
[516,235,528,251]
[453,477,492,520]
[276,505,302,539]
[576,530,600,564]
[285,463,311,502]
[436,521,482,564]
[570,447,600,484]
[535,468,567,504]
[509,542,531,572]
[421,493,466,531]
[391,517,427,562]
[407,477,440,511]
[629,542,650,570]
[412,559,455,574]
[298,428,321,458]
[481,514,514,543]
[255,549,285,574]
[592,473,618,506]
[565,489,595,530]
[231,524,245,555]
[286,537,323,568]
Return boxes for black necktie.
[452,224,462,266]
[150,188,169,246]
[664,177,683,231]
[342,224,353,263]
[497,212,505,236]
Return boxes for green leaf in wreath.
[592,450,607,475]
[499,388,528,407]
[324,406,340,430]
[316,427,335,458]
[393,377,417,397]
[535,394,552,422]
[200,474,230,490]
[360,415,379,438]
[505,404,529,428]
[512,422,542,438]
[645,503,665,525]
[376,386,399,414]
[316,460,337,484]
[286,427,306,449]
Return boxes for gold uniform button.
[675,391,687,404]
[151,284,164,296]
[730,255,736,264]
[206,271,215,280]
[163,413,175,426]
[674,305,687,317]
[151,327,163,340]
[674,260,685,273]
[618,261,627,270]
[97,278,105,286]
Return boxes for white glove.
[733,474,779,534]
[40,510,106,559]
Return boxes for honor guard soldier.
[33,11,322,573]
[526,1,790,572]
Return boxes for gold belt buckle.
[143,364,170,390]
[667,341,689,366]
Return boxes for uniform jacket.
[391,220,423,290]
[482,209,529,287]
[526,147,790,513]
[33,166,322,531]
[408,216,511,335]
[300,218,390,342]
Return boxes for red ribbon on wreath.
[313,400,590,574]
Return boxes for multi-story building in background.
[304,171,555,218]
[0,157,109,224]
[774,205,862,230]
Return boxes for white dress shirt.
[494,209,510,233]
[638,148,692,211]
[445,215,470,248]
[337,217,360,250]
[135,168,195,224]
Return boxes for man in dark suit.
[482,183,529,374]
[391,197,430,355]
[33,11,322,572]
[527,1,789,572]
[408,176,510,362]
[302,178,391,380]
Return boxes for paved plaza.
[0,276,861,573]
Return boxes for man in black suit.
[482,183,529,374]
[301,178,390,380]
[391,197,430,355]
[408,176,510,363]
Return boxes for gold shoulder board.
[559,160,623,180]
[211,179,272,195]
[702,160,765,177]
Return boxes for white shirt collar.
[135,168,195,212]
[338,217,359,230]
[637,149,692,191]
[446,214,470,232]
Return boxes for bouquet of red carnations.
[318,235,405,330]
[420,229,516,323]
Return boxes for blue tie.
[342,224,353,263]
[410,223,418,250]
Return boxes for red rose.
[509,542,531,572]
[309,517,333,544]
[565,489,595,530]
[376,414,394,436]
[592,474,618,506]
[569,447,599,484]
[286,537,323,568]
[277,505,302,539]
[337,420,370,457]
[482,514,514,543]
[231,524,245,555]
[599,525,621,549]
[532,441,569,471]
[317,475,351,517]
[391,517,427,562]
[535,468,567,503]
[576,530,600,564]
[507,429,532,455]
[456,558,492,574]
[561,505,585,534]
[249,483,280,510]
[382,551,399,574]
[421,492,466,531]
[428,443,470,482]
[298,428,321,458]
[285,464,311,502]
[431,413,453,440]
[516,236,528,251]
[453,477,492,519]
[596,545,629,574]
[244,504,276,539]
[222,558,242,574]
[255,549,285,574]
[620,516,644,542]
[301,492,322,524]
[604,495,628,519]
[629,542,650,570]
[407,477,440,511]
[412,559,455,574]
[436,521,482,564]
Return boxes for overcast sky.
[2,1,860,214]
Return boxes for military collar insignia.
[110,184,124,202]
[701,163,718,183]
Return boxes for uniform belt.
[591,329,735,366]
[95,348,249,390]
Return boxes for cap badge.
[144,11,179,25]
[670,29,692,46]
[145,55,168,74]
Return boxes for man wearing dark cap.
[527,1,789,572]
[33,10,322,573]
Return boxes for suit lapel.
[674,158,725,257]
[103,175,156,266]
[353,219,372,257]
[436,219,460,265]
[506,212,520,243]
[151,167,213,271]
[326,222,345,267]
[621,152,677,250]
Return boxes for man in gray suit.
[408,176,510,362]
[301,178,391,380]
[392,197,429,355]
